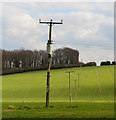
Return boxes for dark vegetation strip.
[1,64,80,75]
[1,118,115,120]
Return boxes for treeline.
[100,61,116,66]
[1,47,80,75]
[81,62,96,67]
[0,47,99,75]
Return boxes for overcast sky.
[1,2,114,65]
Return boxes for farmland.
[2,65,114,118]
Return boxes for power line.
[54,41,113,50]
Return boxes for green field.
[2,65,114,118]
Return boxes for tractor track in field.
[98,69,107,98]
[104,68,113,82]
[95,68,104,99]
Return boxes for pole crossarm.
[65,71,74,73]
[39,19,63,25]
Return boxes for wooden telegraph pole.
[78,74,80,90]
[65,71,74,103]
[39,19,63,107]
[74,79,77,98]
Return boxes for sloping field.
[2,65,114,102]
[2,65,114,118]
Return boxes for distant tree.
[111,61,116,65]
[2,50,12,69]
[87,62,96,66]
[52,47,79,65]
[82,62,96,67]
[52,48,63,64]
[39,50,48,67]
[100,61,111,66]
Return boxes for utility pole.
[74,79,77,98]
[78,73,80,90]
[80,59,83,74]
[39,19,63,107]
[65,71,74,103]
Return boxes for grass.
[2,102,114,118]
[1,65,114,118]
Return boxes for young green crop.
[2,65,114,118]
[2,65,114,102]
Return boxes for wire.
[20,85,31,107]
[53,41,113,50]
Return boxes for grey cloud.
[2,2,114,65]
